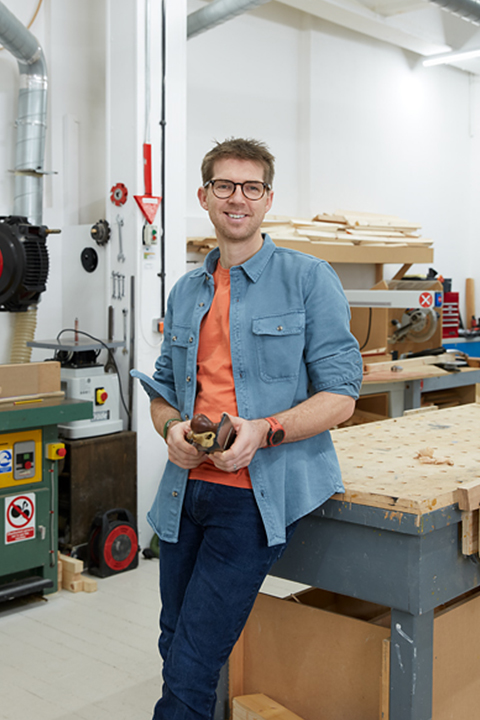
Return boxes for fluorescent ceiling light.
[423,48,480,66]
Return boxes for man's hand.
[210,416,268,474]
[165,420,206,470]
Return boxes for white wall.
[186,1,480,317]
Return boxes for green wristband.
[163,418,180,440]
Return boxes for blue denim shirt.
[131,235,363,546]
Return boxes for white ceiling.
[276,0,480,73]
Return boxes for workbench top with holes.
[332,403,480,515]
[260,404,480,720]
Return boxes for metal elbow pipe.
[0,2,48,225]
[187,0,271,39]
[429,0,480,23]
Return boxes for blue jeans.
[153,479,297,720]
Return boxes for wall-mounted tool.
[116,214,125,263]
[81,247,98,273]
[111,272,125,300]
[90,219,111,246]
[110,182,128,207]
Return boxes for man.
[132,138,363,720]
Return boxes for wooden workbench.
[264,404,480,720]
[332,403,480,515]
[360,364,480,418]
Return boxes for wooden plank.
[0,390,64,407]
[232,694,306,720]
[82,576,98,593]
[229,631,246,705]
[269,237,434,265]
[381,639,390,720]
[461,511,479,555]
[0,362,61,400]
[58,552,84,574]
[457,481,480,511]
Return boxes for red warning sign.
[5,493,35,544]
[419,292,433,308]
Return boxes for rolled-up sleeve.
[304,261,363,399]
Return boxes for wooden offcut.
[58,553,97,593]
[232,694,305,720]
[0,361,63,404]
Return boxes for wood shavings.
[414,448,454,466]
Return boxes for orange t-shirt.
[189,263,252,489]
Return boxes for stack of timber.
[58,553,97,594]
[187,210,433,255]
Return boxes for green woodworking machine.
[0,398,92,601]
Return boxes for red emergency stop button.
[45,443,67,460]
[24,460,32,470]
[96,388,108,405]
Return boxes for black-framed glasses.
[204,179,271,201]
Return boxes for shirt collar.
[192,234,275,283]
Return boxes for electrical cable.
[359,307,373,351]
[55,328,131,424]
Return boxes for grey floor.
[0,557,307,720]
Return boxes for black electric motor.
[0,215,50,312]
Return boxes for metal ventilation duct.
[429,0,480,23]
[0,2,48,225]
[187,0,271,39]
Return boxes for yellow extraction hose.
[10,305,38,363]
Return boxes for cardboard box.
[0,361,61,402]
[230,587,480,720]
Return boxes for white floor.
[0,558,307,720]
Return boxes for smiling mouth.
[227,213,247,219]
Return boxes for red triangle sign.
[134,194,162,224]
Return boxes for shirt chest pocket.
[252,312,305,382]
[170,327,194,388]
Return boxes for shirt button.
[199,302,204,307]
[186,376,191,382]
[172,336,177,341]
[277,326,283,332]
[172,491,178,497]
[189,337,193,343]
[185,414,189,420]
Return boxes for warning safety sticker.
[5,493,36,544]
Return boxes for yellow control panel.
[0,428,42,489]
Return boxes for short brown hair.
[201,138,275,187]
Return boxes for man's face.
[197,157,273,245]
